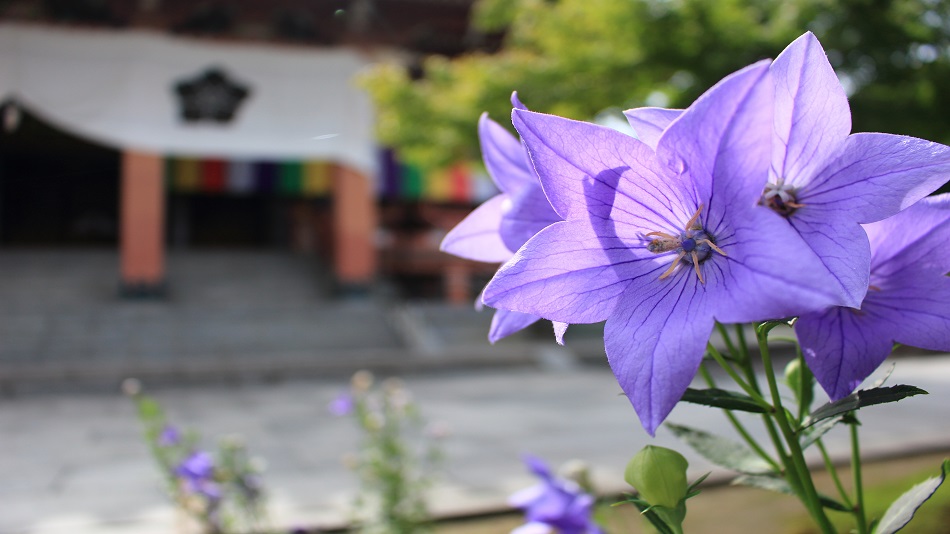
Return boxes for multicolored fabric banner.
[165,157,333,197]
[377,149,497,203]
[166,151,498,203]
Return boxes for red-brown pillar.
[331,163,377,293]
[119,150,166,296]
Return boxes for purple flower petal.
[605,274,714,436]
[328,391,355,416]
[706,207,843,321]
[657,60,773,215]
[511,91,528,111]
[511,522,554,534]
[158,425,181,447]
[440,194,513,262]
[800,133,950,224]
[512,109,659,222]
[523,454,554,480]
[480,112,535,194]
[623,107,682,149]
[796,306,895,400]
[483,220,651,324]
[866,194,950,276]
[489,308,541,344]
[553,322,568,345]
[500,180,562,252]
[785,213,871,308]
[770,31,851,190]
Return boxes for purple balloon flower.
[158,425,181,447]
[441,93,563,343]
[627,32,950,309]
[796,193,950,400]
[328,390,355,416]
[176,450,221,500]
[509,455,603,534]
[483,61,842,434]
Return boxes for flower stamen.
[646,204,726,284]
[658,251,686,280]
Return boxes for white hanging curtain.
[0,23,378,177]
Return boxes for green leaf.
[802,385,928,428]
[733,475,850,512]
[685,472,711,499]
[799,415,844,450]
[680,388,768,413]
[874,460,949,534]
[667,423,774,475]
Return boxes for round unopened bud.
[624,445,689,508]
[785,358,802,390]
[121,377,142,397]
[351,370,374,392]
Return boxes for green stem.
[817,439,854,509]
[706,343,771,409]
[699,364,780,472]
[715,322,739,360]
[734,327,791,477]
[757,325,836,534]
[851,419,869,534]
[734,324,750,363]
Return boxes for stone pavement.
[2,354,949,534]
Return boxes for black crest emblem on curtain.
[174,67,250,123]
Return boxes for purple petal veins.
[764,32,950,307]
[797,194,950,400]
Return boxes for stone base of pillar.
[118,280,168,299]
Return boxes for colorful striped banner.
[227,160,255,194]
[164,152,496,203]
[201,159,226,192]
[278,162,302,196]
[173,158,200,192]
[303,161,331,196]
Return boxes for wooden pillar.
[119,150,166,297]
[331,163,377,294]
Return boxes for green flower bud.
[785,358,803,394]
[784,357,814,410]
[624,445,689,508]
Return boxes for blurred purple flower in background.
[158,425,181,447]
[796,193,950,400]
[509,455,603,534]
[484,61,840,434]
[441,93,564,343]
[176,450,221,500]
[328,391,355,416]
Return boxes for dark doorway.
[0,105,120,246]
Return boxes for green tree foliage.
[360,0,950,175]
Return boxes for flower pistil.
[762,178,803,216]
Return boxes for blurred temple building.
[0,0,500,303]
